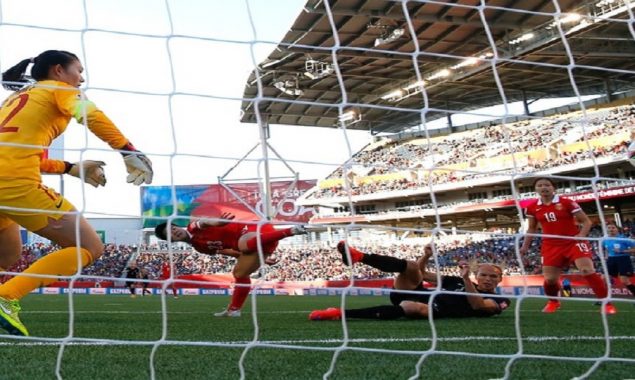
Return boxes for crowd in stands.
[3,221,633,284]
[311,105,634,199]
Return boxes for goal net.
[0,0,634,378]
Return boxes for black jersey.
[126,267,140,279]
[390,276,510,318]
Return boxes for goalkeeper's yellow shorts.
[0,183,75,231]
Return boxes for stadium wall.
[87,218,142,245]
[41,274,635,298]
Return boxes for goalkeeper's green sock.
[0,247,92,300]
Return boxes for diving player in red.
[519,177,614,314]
[154,212,307,316]
[160,261,179,298]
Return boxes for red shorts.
[541,241,593,268]
[240,223,278,255]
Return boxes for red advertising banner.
[191,180,316,222]
[455,184,635,213]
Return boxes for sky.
[0,0,372,218]
[0,0,601,219]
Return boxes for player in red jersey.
[154,212,306,316]
[519,177,615,314]
[160,261,179,298]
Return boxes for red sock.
[584,273,608,299]
[172,286,178,297]
[543,280,560,298]
[245,228,293,251]
[229,277,251,310]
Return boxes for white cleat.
[214,309,241,317]
[290,225,308,235]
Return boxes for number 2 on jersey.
[0,93,29,133]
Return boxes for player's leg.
[541,244,564,313]
[574,256,614,314]
[215,253,261,316]
[0,212,100,301]
[571,241,610,298]
[0,220,23,271]
[0,219,28,336]
[616,256,635,297]
[542,265,562,313]
[237,224,304,253]
[336,241,411,275]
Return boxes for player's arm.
[624,240,635,255]
[217,249,240,258]
[572,209,592,237]
[419,244,438,283]
[519,215,537,255]
[197,212,236,228]
[460,265,501,314]
[40,158,107,188]
[55,87,153,185]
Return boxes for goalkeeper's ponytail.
[2,50,79,91]
[1,58,32,91]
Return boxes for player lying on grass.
[310,242,510,320]
[154,212,306,317]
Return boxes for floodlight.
[273,80,304,96]
[304,59,334,80]
[374,28,405,47]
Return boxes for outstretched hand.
[217,212,235,226]
[201,212,236,227]
[423,244,434,258]
[68,160,106,188]
[120,142,153,186]
[459,261,471,279]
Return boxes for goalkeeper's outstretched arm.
[40,158,107,187]
[59,94,153,186]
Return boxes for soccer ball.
[628,141,635,167]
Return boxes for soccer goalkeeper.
[310,242,510,321]
[0,50,154,336]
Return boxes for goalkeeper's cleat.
[290,225,307,236]
[542,300,561,314]
[0,297,29,336]
[336,241,364,266]
[309,307,342,321]
[602,303,617,315]
[214,308,241,317]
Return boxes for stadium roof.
[240,0,635,134]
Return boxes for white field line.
[20,309,635,314]
[0,336,634,346]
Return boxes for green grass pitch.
[0,295,633,379]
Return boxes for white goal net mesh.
[0,0,634,379]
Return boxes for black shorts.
[390,284,432,306]
[607,256,634,277]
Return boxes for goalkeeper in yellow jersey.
[0,50,154,336]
